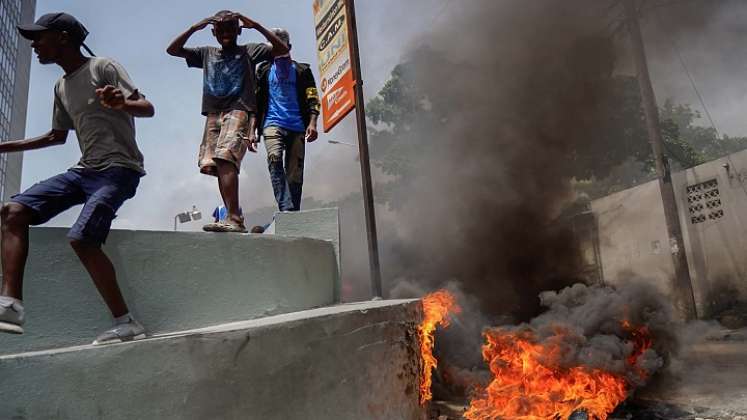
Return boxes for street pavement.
[631,328,747,419]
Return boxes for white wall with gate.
[590,149,747,317]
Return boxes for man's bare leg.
[0,203,34,300]
[215,159,243,225]
[79,239,145,345]
[70,240,128,318]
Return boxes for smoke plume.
[527,282,676,383]
[375,0,745,318]
[380,0,621,318]
[369,0,742,388]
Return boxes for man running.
[0,13,154,345]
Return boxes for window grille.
[687,179,724,225]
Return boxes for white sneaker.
[92,318,146,346]
[0,298,24,334]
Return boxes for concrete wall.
[591,180,674,295]
[274,208,341,300]
[591,149,747,316]
[678,150,747,315]
[0,299,423,420]
[0,227,339,355]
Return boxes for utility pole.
[345,0,384,298]
[624,0,697,320]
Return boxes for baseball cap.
[17,12,95,56]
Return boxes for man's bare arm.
[246,114,258,153]
[166,18,213,57]
[121,95,155,118]
[236,14,289,57]
[0,130,68,153]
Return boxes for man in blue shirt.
[256,29,321,211]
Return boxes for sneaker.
[92,319,146,346]
[0,298,24,334]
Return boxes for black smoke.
[358,0,744,405]
[376,0,745,320]
[381,0,623,319]
[528,282,676,382]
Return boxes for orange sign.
[313,0,356,132]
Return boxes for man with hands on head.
[0,13,154,345]
[167,11,289,233]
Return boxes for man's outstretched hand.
[96,85,125,110]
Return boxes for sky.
[21,0,446,231]
[639,1,747,139]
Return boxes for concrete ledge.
[274,208,340,258]
[274,208,341,300]
[0,300,423,420]
[0,227,339,355]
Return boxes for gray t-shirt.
[53,57,146,175]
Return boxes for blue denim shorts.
[11,167,141,246]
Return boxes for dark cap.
[17,12,89,44]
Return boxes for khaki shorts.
[199,110,250,176]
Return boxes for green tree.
[660,100,747,161]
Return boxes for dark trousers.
[263,126,305,211]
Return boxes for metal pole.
[624,0,697,320]
[345,0,383,298]
[174,215,178,232]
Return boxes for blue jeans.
[263,126,305,211]
[11,167,141,245]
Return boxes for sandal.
[212,222,248,233]
[202,222,222,232]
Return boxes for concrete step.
[0,227,339,355]
[272,208,341,269]
[0,300,423,420]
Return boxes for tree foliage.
[660,100,747,161]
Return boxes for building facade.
[0,0,35,202]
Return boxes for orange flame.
[465,322,653,420]
[622,320,653,381]
[418,290,461,405]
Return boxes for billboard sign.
[313,0,356,132]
